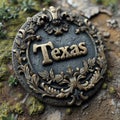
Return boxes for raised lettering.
[51,48,61,60]
[79,42,87,55]
[33,41,88,65]
[70,45,80,57]
[59,46,71,59]
[33,41,54,65]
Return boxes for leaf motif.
[79,60,88,75]
[54,74,63,83]
[44,84,49,92]
[59,79,69,85]
[39,70,49,80]
[64,74,69,79]
[97,57,103,68]
[77,74,86,81]
[83,60,88,72]
[15,51,22,64]
[56,92,70,98]
[50,69,55,79]
[90,70,101,84]
[80,92,88,100]
[31,74,39,87]
[80,67,85,75]
[24,65,31,80]
[88,58,95,67]
[67,67,73,75]
[73,72,80,77]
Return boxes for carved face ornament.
[12,6,107,106]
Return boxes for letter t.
[33,41,54,65]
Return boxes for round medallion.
[12,6,107,106]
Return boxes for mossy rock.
[11,103,24,115]
[17,93,23,99]
[102,83,108,89]
[107,70,113,78]
[0,64,9,81]
[0,82,4,88]
[109,86,116,94]
[0,40,13,65]
[0,102,10,119]
[26,96,45,115]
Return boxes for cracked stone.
[83,7,100,19]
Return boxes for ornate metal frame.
[12,6,107,106]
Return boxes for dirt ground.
[0,0,120,120]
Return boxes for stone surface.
[47,111,62,120]
[83,6,100,18]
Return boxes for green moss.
[92,0,118,6]
[9,0,18,4]
[2,114,16,120]
[12,103,23,114]
[102,83,108,89]
[0,82,4,88]
[109,86,116,94]
[0,0,43,82]
[42,0,52,6]
[0,39,12,81]
[102,0,118,6]
[0,102,10,119]
[107,70,113,78]
[0,0,7,7]
[26,96,45,115]
[8,75,18,87]
[17,93,23,99]
[0,64,9,81]
[66,108,72,115]
[20,0,37,13]
[0,40,12,65]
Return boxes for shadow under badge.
[12,6,107,106]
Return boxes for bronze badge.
[12,6,107,106]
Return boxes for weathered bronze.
[12,6,107,106]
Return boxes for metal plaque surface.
[12,6,107,106]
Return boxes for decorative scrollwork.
[13,6,107,106]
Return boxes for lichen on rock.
[0,102,10,119]
[11,103,24,115]
[0,64,9,81]
[26,96,45,115]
